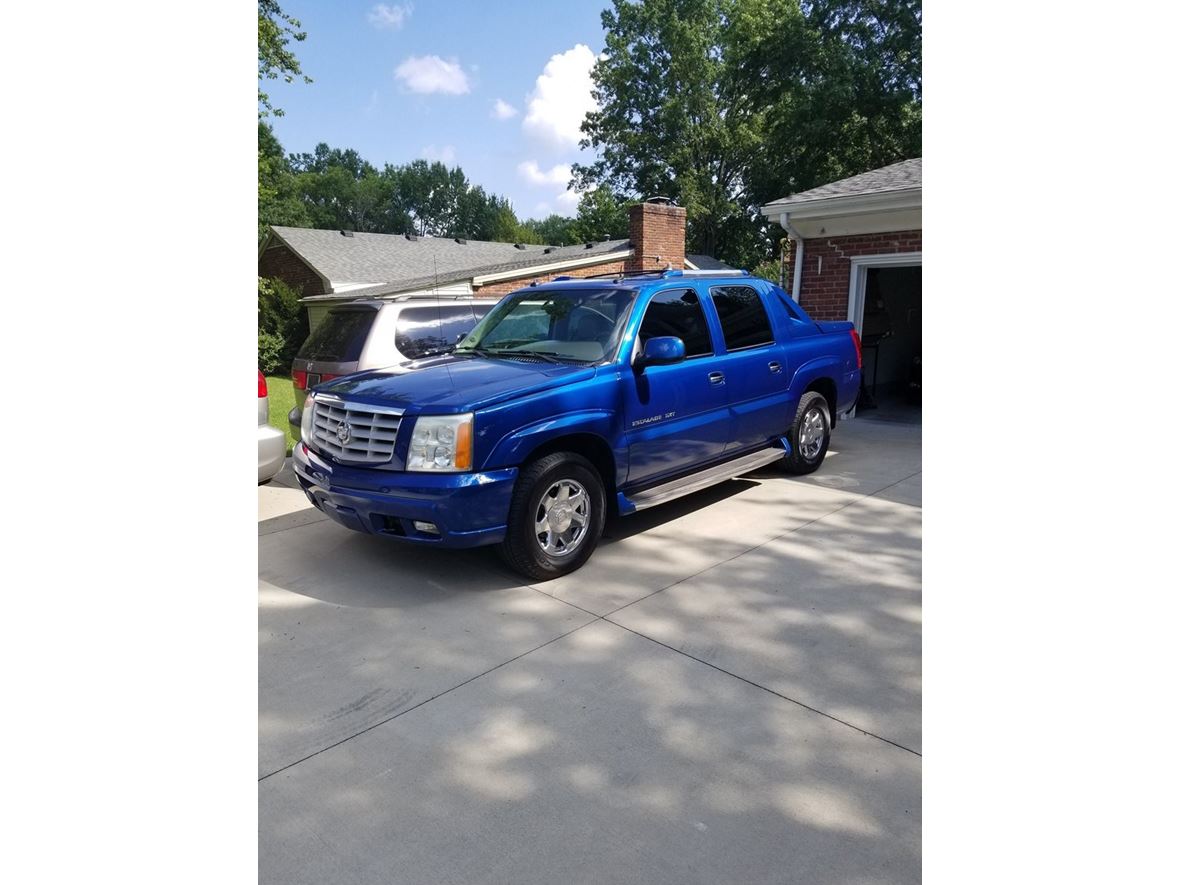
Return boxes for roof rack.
[381,292,479,302]
[663,269,751,278]
[581,269,668,280]
[577,267,751,282]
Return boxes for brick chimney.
[625,198,686,272]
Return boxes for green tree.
[574,0,921,268]
[744,0,922,202]
[569,188,631,243]
[573,0,772,264]
[258,0,311,118]
[258,276,309,371]
[258,122,310,237]
[521,214,579,246]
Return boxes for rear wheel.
[782,391,831,475]
[499,453,606,581]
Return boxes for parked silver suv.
[287,296,494,434]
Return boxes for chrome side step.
[625,445,786,512]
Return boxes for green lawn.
[266,375,299,455]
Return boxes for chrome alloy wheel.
[535,479,591,557]
[798,407,826,459]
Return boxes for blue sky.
[265,0,612,220]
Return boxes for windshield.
[454,287,636,363]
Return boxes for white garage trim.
[847,252,922,332]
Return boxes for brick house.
[761,158,922,404]
[260,200,728,330]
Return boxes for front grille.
[310,397,403,464]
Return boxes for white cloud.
[395,55,470,95]
[555,189,580,211]
[491,98,518,120]
[368,3,412,30]
[420,144,457,164]
[517,160,573,186]
[523,44,599,147]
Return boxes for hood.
[315,354,597,413]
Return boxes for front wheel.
[782,391,831,475]
[499,452,606,581]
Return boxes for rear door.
[622,287,730,487]
[700,283,791,452]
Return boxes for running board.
[620,444,788,513]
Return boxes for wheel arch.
[803,377,838,425]
[524,433,618,497]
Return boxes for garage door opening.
[853,263,921,423]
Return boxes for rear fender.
[789,355,856,415]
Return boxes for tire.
[782,391,831,475]
[499,452,606,581]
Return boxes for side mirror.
[456,332,467,343]
[636,336,686,369]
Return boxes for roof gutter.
[779,213,804,301]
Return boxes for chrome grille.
[310,396,403,464]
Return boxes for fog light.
[413,521,439,534]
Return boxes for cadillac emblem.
[336,421,352,445]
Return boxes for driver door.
[622,288,730,487]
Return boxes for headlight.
[300,394,316,445]
[407,413,473,472]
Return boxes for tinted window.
[639,289,713,357]
[297,309,375,362]
[711,286,775,350]
[395,306,489,360]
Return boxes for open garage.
[761,158,922,422]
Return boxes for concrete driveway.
[259,416,921,884]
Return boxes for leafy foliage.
[574,0,922,269]
[259,129,572,246]
[258,0,311,118]
[259,123,311,238]
[570,189,632,243]
[258,276,309,372]
[258,331,287,376]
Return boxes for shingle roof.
[764,158,921,208]
[266,226,631,291]
[686,254,735,271]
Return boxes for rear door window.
[710,286,775,350]
[638,289,713,357]
[395,306,489,360]
[296,309,376,362]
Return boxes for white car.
[258,371,286,483]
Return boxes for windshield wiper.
[455,346,505,359]
[513,350,564,363]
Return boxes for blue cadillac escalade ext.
[293,269,862,579]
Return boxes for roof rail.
[662,269,750,278]
[385,291,478,302]
[581,268,667,280]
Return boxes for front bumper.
[292,443,517,548]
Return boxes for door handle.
[708,371,726,385]
[768,361,783,374]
